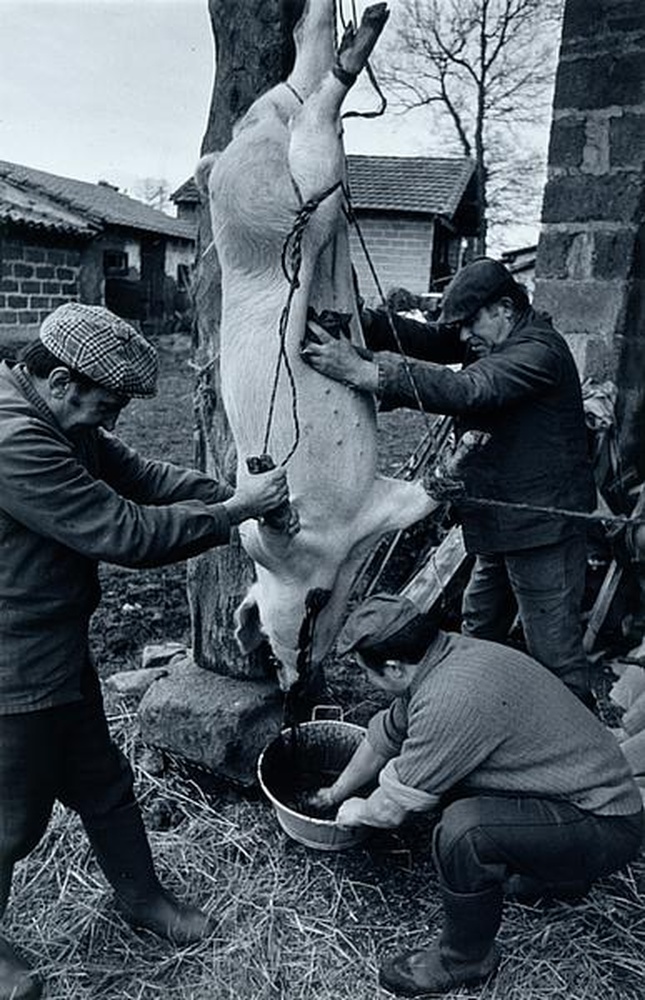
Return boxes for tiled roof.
[172,155,475,219]
[0,176,97,236]
[346,156,474,216]
[0,160,195,241]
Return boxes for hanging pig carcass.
[198,1,436,688]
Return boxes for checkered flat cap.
[40,303,158,397]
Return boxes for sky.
[0,0,549,248]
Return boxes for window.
[103,250,129,277]
[177,263,192,291]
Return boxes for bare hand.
[301,321,379,392]
[304,787,337,813]
[336,797,367,828]
[223,466,291,525]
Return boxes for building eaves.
[0,160,196,242]
[0,176,98,236]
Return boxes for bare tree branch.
[376,0,564,252]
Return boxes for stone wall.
[0,228,83,354]
[535,0,645,471]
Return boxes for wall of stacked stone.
[534,0,645,470]
[0,230,83,339]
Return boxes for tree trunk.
[187,0,305,677]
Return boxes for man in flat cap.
[310,593,643,997]
[0,303,297,1000]
[302,258,596,708]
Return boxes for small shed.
[0,160,196,355]
[172,154,479,306]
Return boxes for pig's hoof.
[334,3,389,84]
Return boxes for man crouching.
[309,593,643,997]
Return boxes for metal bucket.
[257,712,370,851]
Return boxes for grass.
[7,334,645,999]
[7,700,645,999]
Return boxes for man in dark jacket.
[0,303,297,1000]
[301,258,596,706]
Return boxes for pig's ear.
[194,153,221,199]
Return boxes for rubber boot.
[83,802,211,946]
[0,856,43,1000]
[0,937,42,1000]
[379,884,502,997]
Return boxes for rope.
[260,181,343,465]
[336,0,388,121]
[428,486,645,530]
[342,186,436,438]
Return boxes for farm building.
[0,160,196,357]
[172,154,480,306]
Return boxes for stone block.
[13,263,34,279]
[542,173,643,225]
[536,231,576,279]
[593,229,639,280]
[137,656,283,787]
[555,53,645,111]
[548,118,586,169]
[7,295,27,310]
[534,278,626,340]
[610,113,645,168]
[563,0,645,39]
[104,666,169,698]
[29,296,50,310]
[141,641,189,669]
[24,248,46,264]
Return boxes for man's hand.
[336,797,368,828]
[304,787,337,814]
[222,466,298,531]
[301,320,379,393]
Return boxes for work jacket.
[0,361,233,714]
[365,308,596,554]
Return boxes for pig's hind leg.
[287,3,390,207]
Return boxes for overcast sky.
[0,0,550,251]
[0,0,434,196]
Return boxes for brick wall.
[0,229,83,351]
[534,0,645,468]
[349,213,433,307]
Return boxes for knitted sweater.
[364,631,641,825]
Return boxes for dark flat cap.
[337,592,437,663]
[40,303,158,398]
[439,258,518,326]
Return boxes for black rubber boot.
[0,936,42,1000]
[379,883,502,997]
[84,802,211,946]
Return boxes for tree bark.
[187,0,305,677]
